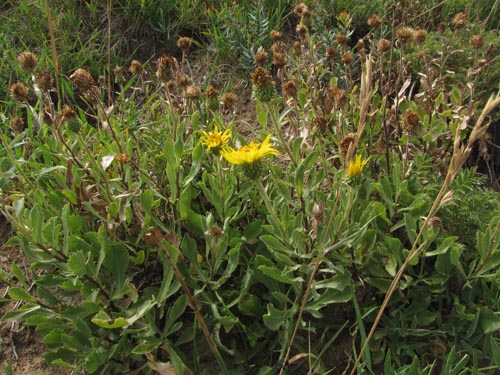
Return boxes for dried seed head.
[113,66,125,84]
[378,38,391,52]
[296,22,309,38]
[292,41,302,56]
[9,82,30,102]
[327,86,348,107]
[17,51,38,72]
[340,133,355,155]
[470,34,484,49]
[205,85,218,99]
[451,12,467,29]
[251,66,273,87]
[312,202,324,223]
[437,22,446,33]
[282,80,298,99]
[272,42,285,54]
[270,30,282,41]
[367,14,382,28]
[428,216,442,228]
[356,39,366,50]
[293,3,308,16]
[325,46,336,59]
[176,36,192,54]
[82,85,100,105]
[402,109,420,134]
[156,54,177,83]
[272,52,288,68]
[9,116,25,133]
[336,33,347,46]
[414,28,428,44]
[341,52,353,65]
[185,85,201,100]
[98,75,106,87]
[177,73,191,88]
[220,92,238,108]
[129,60,144,75]
[312,115,328,134]
[70,68,95,91]
[116,153,130,164]
[35,71,53,91]
[396,26,414,42]
[60,105,77,118]
[301,8,312,19]
[254,51,269,65]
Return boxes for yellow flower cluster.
[346,154,370,177]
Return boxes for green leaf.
[183,144,202,186]
[91,311,128,329]
[10,263,27,288]
[8,287,36,302]
[257,265,302,285]
[479,307,500,334]
[103,244,129,292]
[263,303,296,331]
[243,220,263,242]
[68,250,87,276]
[490,335,500,369]
[260,235,291,256]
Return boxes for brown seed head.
[296,23,309,38]
[116,153,130,164]
[292,41,302,56]
[293,3,308,16]
[156,54,177,83]
[70,68,95,91]
[367,14,382,28]
[177,73,191,88]
[129,60,144,75]
[177,36,192,53]
[254,51,269,65]
[205,85,219,99]
[82,85,100,105]
[327,86,348,107]
[270,30,282,41]
[272,52,288,68]
[356,39,366,50]
[428,216,442,228]
[396,26,414,42]
[185,85,201,100]
[470,34,484,49]
[402,109,419,134]
[326,46,336,59]
[35,71,53,91]
[451,12,467,29]
[272,42,285,54]
[9,116,25,133]
[437,22,446,33]
[9,82,30,102]
[341,52,353,65]
[251,66,273,87]
[340,134,355,155]
[60,105,77,119]
[378,38,391,52]
[336,33,347,46]
[17,51,38,72]
[301,8,312,19]
[414,28,428,44]
[312,115,328,133]
[221,92,238,108]
[282,80,298,98]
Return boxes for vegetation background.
[1,0,500,374]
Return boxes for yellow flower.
[221,134,280,165]
[221,134,280,179]
[346,154,370,177]
[200,126,231,154]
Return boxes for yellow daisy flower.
[346,154,370,177]
[200,126,231,154]
[221,134,280,178]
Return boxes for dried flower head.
[272,52,288,68]
[9,82,30,102]
[282,80,298,99]
[272,42,285,54]
[414,28,428,44]
[35,71,53,91]
[341,52,353,65]
[156,54,177,83]
[270,30,282,41]
[116,153,130,164]
[451,12,467,29]
[336,33,347,46]
[254,50,269,65]
[177,73,191,89]
[428,216,442,228]
[470,34,484,50]
[82,85,100,105]
[129,60,144,75]
[367,14,382,28]
[251,66,273,87]
[185,85,201,100]
[292,41,302,56]
[293,3,308,16]
[312,115,328,134]
[327,86,348,107]
[296,22,309,38]
[113,66,125,84]
[60,105,77,119]
[9,116,25,133]
[17,51,38,72]
[396,26,414,42]
[378,38,391,52]
[437,22,446,33]
[251,67,276,102]
[340,134,355,155]
[177,36,192,54]
[221,92,238,109]
[325,46,336,59]
[402,110,419,134]
[356,39,366,50]
[301,8,312,19]
[205,85,218,99]
[70,68,95,91]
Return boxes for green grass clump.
[1,2,500,375]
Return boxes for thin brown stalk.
[44,0,61,105]
[346,91,500,375]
